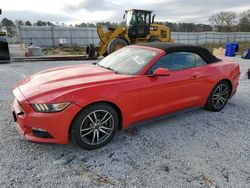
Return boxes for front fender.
[98,27,126,55]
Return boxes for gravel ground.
[0,57,249,188]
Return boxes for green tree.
[96,22,119,28]
[35,20,47,26]
[76,22,87,27]
[194,24,213,32]
[177,23,196,32]
[87,23,95,27]
[209,11,237,32]
[47,21,55,27]
[1,18,15,36]
[163,22,178,32]
[15,20,24,27]
[239,10,250,32]
[25,21,32,26]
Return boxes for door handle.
[191,75,200,79]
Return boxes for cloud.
[64,0,117,12]
[63,0,250,23]
[2,0,250,24]
[2,10,74,23]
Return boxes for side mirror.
[153,68,171,76]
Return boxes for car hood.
[15,64,134,103]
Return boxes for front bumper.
[12,88,81,144]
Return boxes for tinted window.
[148,52,196,74]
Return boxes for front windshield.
[98,47,159,75]
[126,11,136,27]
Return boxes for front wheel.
[107,38,127,55]
[205,81,231,112]
[71,103,119,150]
[86,44,95,57]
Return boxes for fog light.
[32,127,46,132]
[32,128,53,138]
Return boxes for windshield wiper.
[97,64,120,74]
[96,63,105,68]
[105,67,120,74]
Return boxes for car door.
[140,52,205,121]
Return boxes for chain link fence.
[17,26,250,48]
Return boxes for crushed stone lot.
[0,57,249,188]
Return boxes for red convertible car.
[12,43,240,149]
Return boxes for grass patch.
[43,46,86,56]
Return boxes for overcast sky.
[1,0,250,24]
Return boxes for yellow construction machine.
[87,9,173,57]
[0,9,10,63]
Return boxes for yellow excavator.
[0,9,10,63]
[87,9,173,57]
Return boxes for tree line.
[1,10,249,36]
[209,10,250,32]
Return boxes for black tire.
[86,44,95,57]
[71,103,119,150]
[205,81,231,112]
[149,39,161,42]
[107,38,127,54]
[102,52,108,57]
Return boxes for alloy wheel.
[212,84,229,109]
[80,110,114,145]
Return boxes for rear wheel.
[86,44,95,57]
[102,52,108,57]
[71,103,119,150]
[205,81,230,112]
[149,39,161,42]
[107,38,127,55]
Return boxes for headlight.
[32,102,70,113]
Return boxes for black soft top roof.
[135,42,220,64]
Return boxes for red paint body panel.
[13,88,81,144]
[12,46,240,144]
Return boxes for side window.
[145,13,150,25]
[195,54,207,66]
[137,13,145,25]
[148,52,196,74]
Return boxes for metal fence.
[172,32,250,45]
[19,26,250,48]
[19,26,99,47]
